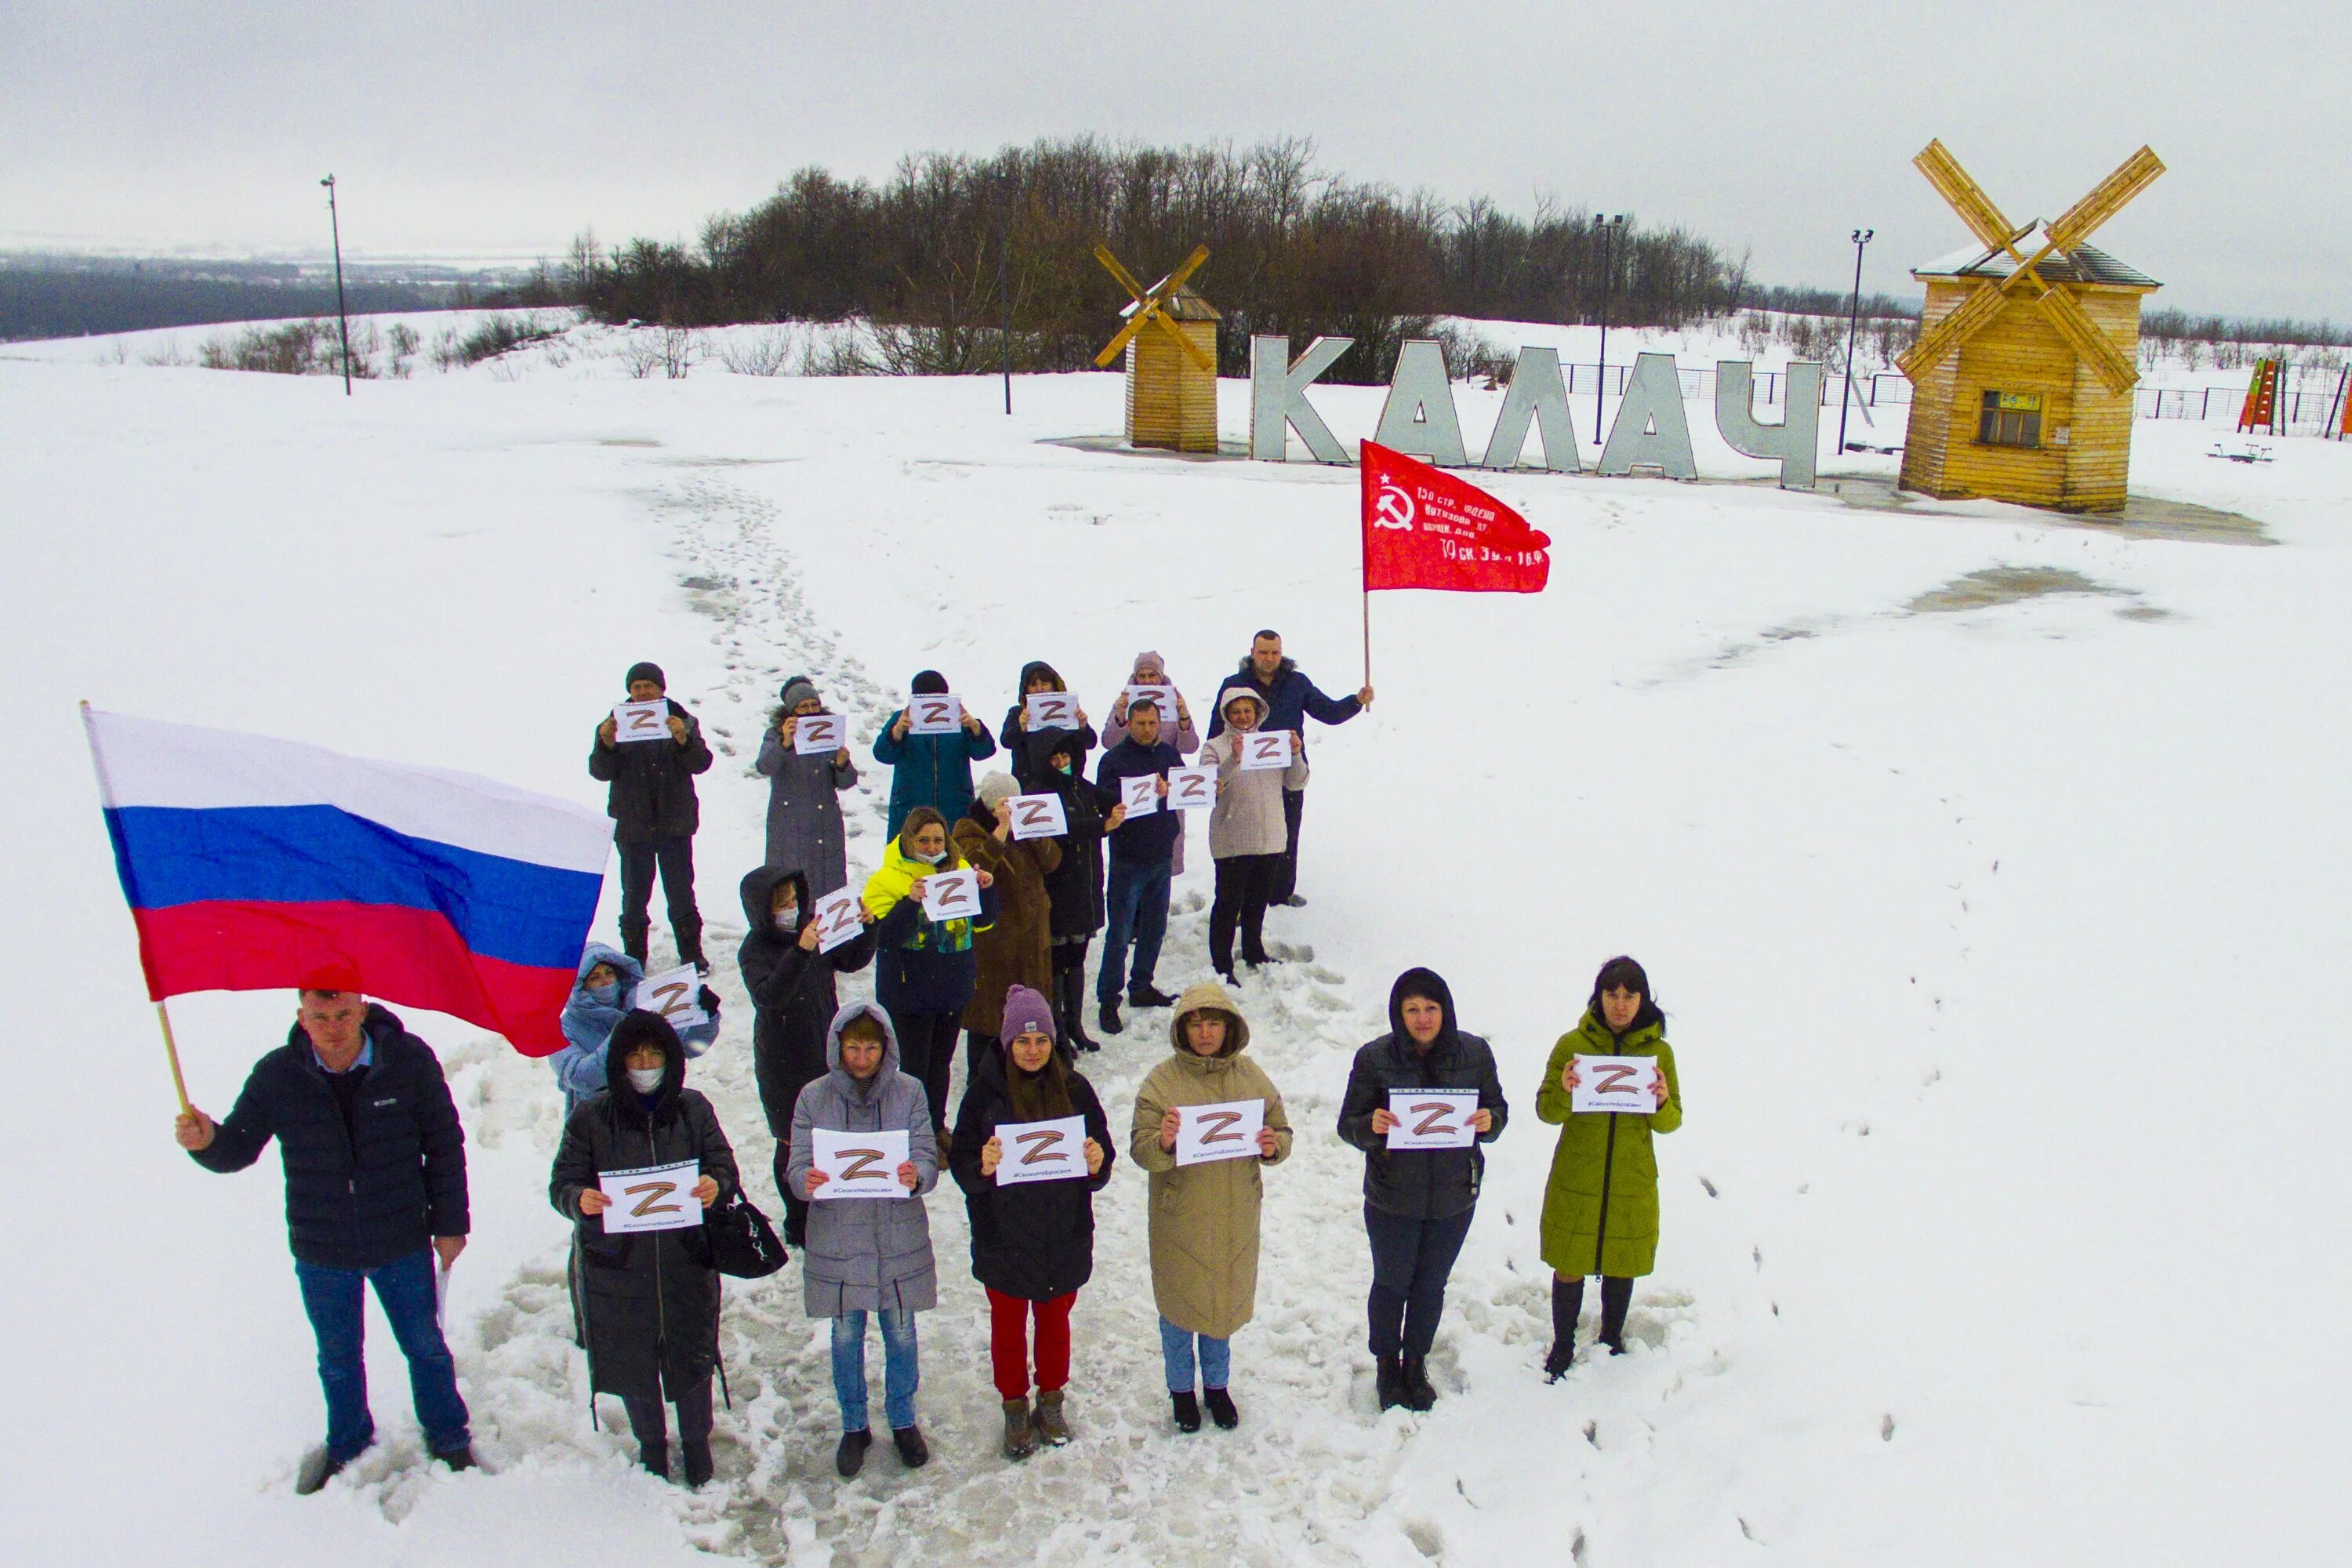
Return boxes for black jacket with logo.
[190,1004,469,1270]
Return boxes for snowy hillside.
[2,339,2347,1566]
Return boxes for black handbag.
[702,1185,790,1278]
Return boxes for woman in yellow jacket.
[1128,982,1293,1432]
[1536,956,1681,1377]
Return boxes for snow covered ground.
[2,336,2347,1566]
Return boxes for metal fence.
[1552,361,2348,435]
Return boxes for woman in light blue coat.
[551,942,720,1114]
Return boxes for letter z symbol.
[1016,1130,1066,1166]
[649,981,691,1018]
[1409,1102,1458,1137]
[838,1149,886,1181]
[1593,1064,1639,1094]
[622,1181,681,1218]
[1197,1110,1244,1145]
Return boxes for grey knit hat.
[976,771,1020,810]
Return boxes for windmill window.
[1978,390,2042,448]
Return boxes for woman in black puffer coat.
[550,1011,739,1488]
[1016,726,1124,1052]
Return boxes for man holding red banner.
[1360,441,1552,597]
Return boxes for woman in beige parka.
[1129,981,1294,1433]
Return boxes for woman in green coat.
[1129,981,1293,1434]
[1537,956,1681,1377]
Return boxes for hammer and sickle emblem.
[1372,479,1416,531]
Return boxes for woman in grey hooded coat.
[786,1001,941,1475]
[756,676,858,898]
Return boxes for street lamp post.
[1838,227,1875,453]
[1593,213,1625,437]
[321,175,353,396]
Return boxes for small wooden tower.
[1896,141,2164,513]
[1094,244,1219,453]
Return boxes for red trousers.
[986,1287,1076,1400]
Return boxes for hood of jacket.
[1022,725,1085,786]
[604,1008,687,1126]
[1572,1005,1668,1052]
[824,1000,902,1100]
[1129,649,1170,685]
[1213,681,1269,725]
[562,942,644,1049]
[739,863,813,938]
[1018,659,1068,695]
[1234,654,1298,684]
[1386,967,1461,1058]
[1168,980,1250,1058]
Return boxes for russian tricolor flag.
[83,708,609,1055]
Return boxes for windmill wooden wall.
[1123,290,1218,452]
[1899,277,2153,513]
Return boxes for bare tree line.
[561,138,1759,383]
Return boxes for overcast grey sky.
[5,1,2347,316]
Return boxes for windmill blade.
[1156,244,1212,299]
[1898,279,2012,379]
[1094,302,1163,368]
[1915,140,2025,256]
[2032,285,2141,394]
[1093,245,1152,303]
[1147,305,1217,373]
[2047,146,2165,251]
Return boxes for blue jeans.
[1098,857,1173,1004]
[293,1247,470,1461]
[1158,1316,1232,1392]
[831,1308,920,1433]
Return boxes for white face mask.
[773,906,799,931]
[625,1065,664,1094]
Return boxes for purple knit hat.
[999,984,1057,1048]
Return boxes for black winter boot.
[892,1425,930,1468]
[1171,1391,1202,1433]
[619,919,651,966]
[638,1439,669,1478]
[1203,1387,1239,1429]
[1400,1356,1437,1411]
[833,1428,872,1478]
[1375,1356,1406,1411]
[681,1439,713,1489]
[1546,1276,1584,1381]
[674,918,708,975]
[1058,969,1098,1052]
[1099,996,1123,1036]
[1599,1275,1633,1356]
[1129,982,1178,1008]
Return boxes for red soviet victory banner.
[1360,441,1551,593]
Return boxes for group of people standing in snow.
[168,630,1686,1499]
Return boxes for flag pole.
[155,1000,193,1115]
[82,700,191,1112]
[1359,450,1374,687]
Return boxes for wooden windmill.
[1094,244,1219,453]
[1896,141,2164,513]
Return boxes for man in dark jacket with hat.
[1205,630,1374,909]
[173,982,475,1492]
[591,661,715,970]
[739,862,879,1246]
[1335,967,1506,1414]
